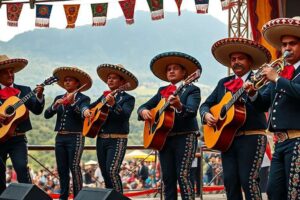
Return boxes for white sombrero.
[262,16,300,50]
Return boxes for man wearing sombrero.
[138,52,201,200]
[85,64,138,194]
[200,38,271,200]
[0,55,45,195]
[245,16,300,200]
[44,66,91,200]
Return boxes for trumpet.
[251,51,291,89]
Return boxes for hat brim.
[150,52,202,82]
[97,64,138,91]
[53,67,92,92]
[262,18,300,50]
[0,58,28,73]
[212,38,271,69]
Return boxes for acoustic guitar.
[0,76,58,142]
[82,83,131,138]
[144,70,201,150]
[203,85,247,152]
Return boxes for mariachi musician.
[0,55,45,195]
[84,64,138,194]
[138,52,201,200]
[44,66,91,200]
[245,16,300,200]
[199,38,271,200]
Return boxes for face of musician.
[63,76,80,93]
[0,68,15,87]
[281,35,300,65]
[166,64,187,84]
[107,73,125,91]
[230,52,252,77]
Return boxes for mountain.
[0,10,227,98]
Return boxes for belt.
[168,131,199,137]
[235,129,266,137]
[58,131,81,135]
[98,133,128,139]
[12,132,25,137]
[274,130,300,143]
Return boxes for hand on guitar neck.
[168,95,183,112]
[35,85,44,99]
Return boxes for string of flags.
[4,0,235,28]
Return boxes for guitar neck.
[102,89,120,104]
[225,87,245,112]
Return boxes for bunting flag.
[194,0,209,14]
[7,3,23,27]
[119,0,136,25]
[35,4,53,28]
[174,0,182,16]
[147,0,164,20]
[220,0,235,10]
[91,3,108,26]
[64,4,80,28]
[248,0,279,60]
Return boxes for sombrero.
[0,55,28,73]
[150,51,202,82]
[53,66,92,92]
[97,64,138,91]
[262,16,300,50]
[211,38,271,69]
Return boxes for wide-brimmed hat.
[53,66,92,92]
[262,16,300,50]
[211,38,271,69]
[0,55,28,73]
[97,64,138,91]
[150,52,202,82]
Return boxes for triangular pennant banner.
[195,0,209,14]
[220,0,236,10]
[7,3,23,27]
[64,4,80,28]
[119,0,136,25]
[35,4,53,28]
[91,3,108,26]
[147,0,164,20]
[174,0,182,16]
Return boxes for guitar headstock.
[43,76,59,86]
[183,69,201,85]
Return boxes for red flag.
[119,0,136,25]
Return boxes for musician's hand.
[0,113,7,124]
[262,66,279,82]
[168,95,182,111]
[53,98,64,109]
[141,109,152,120]
[66,93,75,104]
[106,94,115,107]
[243,81,257,97]
[84,109,92,118]
[204,113,217,127]
[36,85,44,99]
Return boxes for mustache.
[232,63,244,69]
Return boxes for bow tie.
[0,87,20,100]
[224,77,243,93]
[160,84,177,98]
[103,90,112,97]
[280,65,295,80]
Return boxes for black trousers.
[96,137,127,194]
[55,134,84,200]
[222,134,266,200]
[159,133,197,200]
[0,135,32,195]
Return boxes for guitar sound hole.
[220,106,226,119]
[5,105,15,116]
